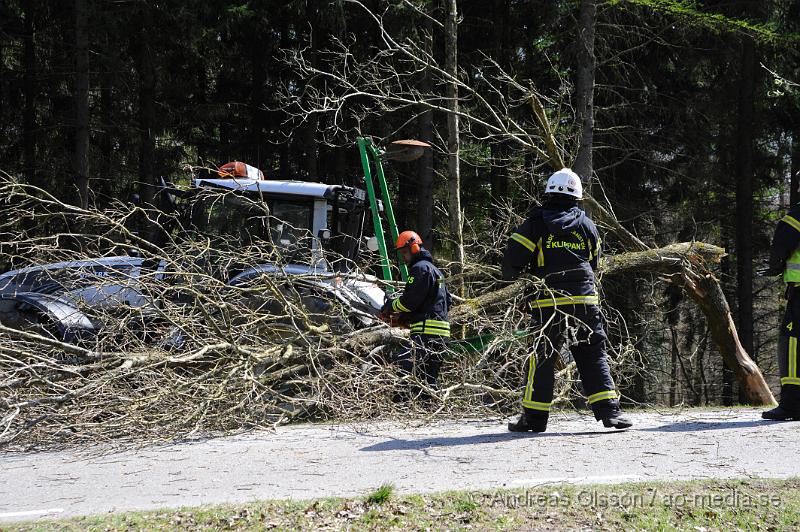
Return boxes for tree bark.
[734,33,756,366]
[22,0,37,191]
[669,324,679,406]
[73,0,90,210]
[98,42,114,203]
[719,210,736,406]
[488,0,510,224]
[301,3,319,180]
[136,5,156,208]
[665,285,681,406]
[417,12,435,250]
[445,0,465,296]
[250,14,268,170]
[573,0,596,188]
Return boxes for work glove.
[382,313,409,329]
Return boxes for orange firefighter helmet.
[395,230,423,255]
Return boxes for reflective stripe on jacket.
[769,205,800,283]
[501,198,601,307]
[391,248,450,336]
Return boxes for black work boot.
[601,411,633,429]
[508,411,548,433]
[762,405,800,421]
[594,402,633,430]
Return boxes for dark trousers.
[522,304,618,419]
[778,293,800,410]
[393,334,446,390]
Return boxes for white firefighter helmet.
[545,168,583,199]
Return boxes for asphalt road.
[1,409,797,522]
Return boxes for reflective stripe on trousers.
[783,335,800,386]
[409,319,450,337]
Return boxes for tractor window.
[327,205,364,266]
[194,194,270,248]
[269,201,313,250]
[190,192,314,262]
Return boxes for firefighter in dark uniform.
[501,168,631,433]
[763,201,800,420]
[381,230,450,398]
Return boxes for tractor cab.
[188,162,374,272]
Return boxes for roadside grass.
[364,483,394,505]
[8,478,799,531]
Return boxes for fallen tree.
[0,172,773,452]
[282,0,775,406]
[342,237,775,407]
[525,91,775,406]
[602,241,772,404]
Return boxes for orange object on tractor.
[217,161,265,180]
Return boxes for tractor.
[0,138,423,344]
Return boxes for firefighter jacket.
[769,203,800,283]
[501,197,601,308]
[383,248,451,337]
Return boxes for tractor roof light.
[217,161,266,180]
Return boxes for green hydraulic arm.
[357,136,519,351]
[357,137,409,285]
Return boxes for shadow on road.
[639,419,778,433]
[359,418,784,451]
[360,429,627,452]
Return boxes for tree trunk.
[489,0,510,223]
[301,3,319,180]
[734,33,756,369]
[665,284,681,407]
[13,1,38,267]
[445,0,465,295]
[669,325,679,406]
[73,0,90,210]
[417,12,435,250]
[573,0,596,187]
[396,164,412,231]
[277,15,292,181]
[136,5,156,208]
[250,19,267,170]
[301,111,318,179]
[98,43,114,203]
[195,64,210,164]
[22,0,37,191]
[489,143,509,224]
[719,219,736,406]
[693,328,707,406]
